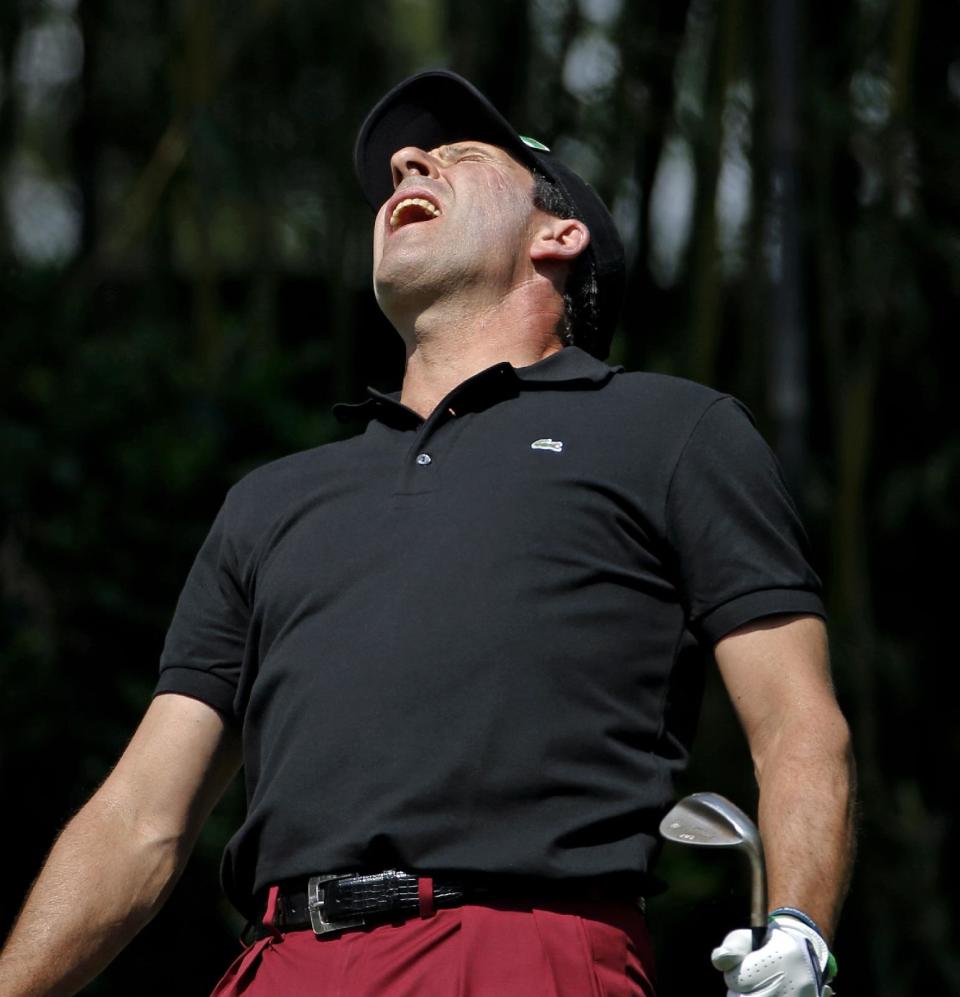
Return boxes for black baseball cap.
[354,70,625,359]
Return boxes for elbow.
[753,705,855,787]
[86,792,192,882]
[117,815,192,912]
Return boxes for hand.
[711,911,837,996]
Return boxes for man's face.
[372,140,542,317]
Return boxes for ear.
[529,217,591,263]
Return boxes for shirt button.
[415,453,432,465]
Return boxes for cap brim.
[354,71,551,211]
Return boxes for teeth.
[390,197,442,229]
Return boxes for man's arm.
[0,693,241,997]
[714,614,856,942]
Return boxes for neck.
[390,279,563,418]
[393,282,566,419]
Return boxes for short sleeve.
[665,396,825,645]
[154,494,249,723]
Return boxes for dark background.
[2,0,957,993]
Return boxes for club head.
[660,792,760,851]
[660,792,768,945]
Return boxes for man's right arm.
[0,693,241,997]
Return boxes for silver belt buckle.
[307,874,366,936]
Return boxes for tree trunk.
[764,0,808,489]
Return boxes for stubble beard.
[374,235,506,340]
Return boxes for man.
[0,71,854,996]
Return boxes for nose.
[390,146,441,188]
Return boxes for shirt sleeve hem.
[697,588,826,645]
[153,667,239,724]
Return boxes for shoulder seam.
[662,394,734,548]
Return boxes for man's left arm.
[714,612,856,942]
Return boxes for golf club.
[660,791,768,950]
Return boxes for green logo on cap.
[520,135,551,152]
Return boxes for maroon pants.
[212,886,657,997]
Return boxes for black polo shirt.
[156,346,824,918]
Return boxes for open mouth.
[389,197,442,230]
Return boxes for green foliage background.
[2,0,957,993]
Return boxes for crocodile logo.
[531,438,564,453]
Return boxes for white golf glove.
[711,908,837,996]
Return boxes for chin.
[373,264,402,309]
[374,253,436,308]
[373,273,424,335]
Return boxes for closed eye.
[436,144,495,164]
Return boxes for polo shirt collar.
[333,347,621,424]
[514,346,621,385]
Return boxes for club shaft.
[749,844,768,949]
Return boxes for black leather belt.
[275,870,471,935]
[264,869,642,937]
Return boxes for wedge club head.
[660,792,768,949]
